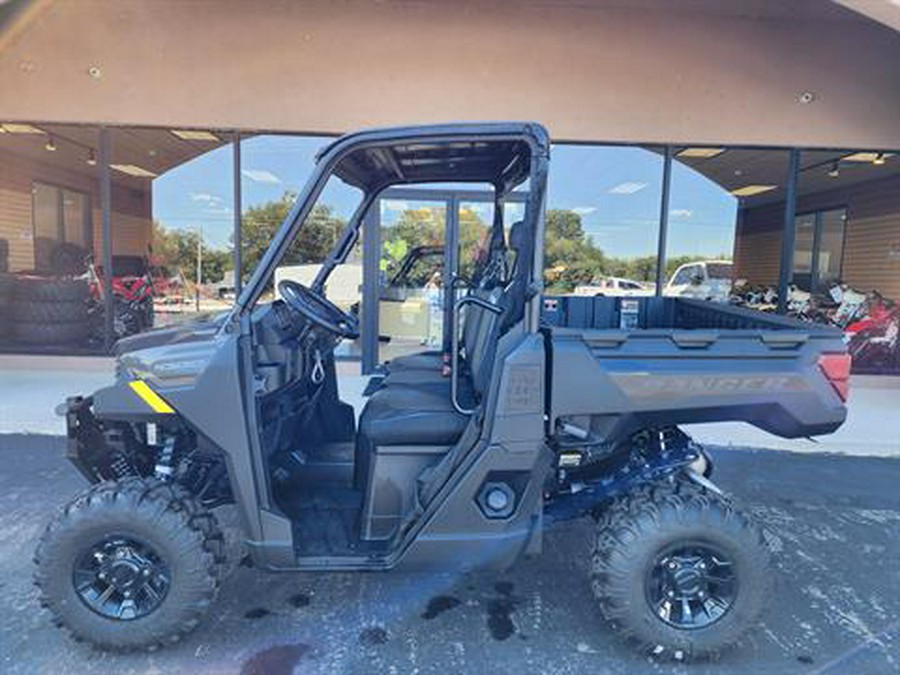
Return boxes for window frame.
[794,204,848,292]
[31,180,93,253]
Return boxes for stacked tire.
[11,276,91,346]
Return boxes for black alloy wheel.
[73,535,171,621]
[645,542,737,630]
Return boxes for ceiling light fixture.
[2,123,44,134]
[827,161,840,178]
[44,136,57,152]
[677,147,725,158]
[170,129,219,142]
[731,184,777,197]
[110,164,157,178]
[842,151,894,163]
[86,149,97,166]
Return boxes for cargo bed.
[543,296,849,442]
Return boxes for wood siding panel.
[0,187,34,271]
[842,214,900,298]
[736,173,900,295]
[733,203,783,286]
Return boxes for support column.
[654,146,673,296]
[232,132,242,297]
[99,127,114,351]
[777,149,800,313]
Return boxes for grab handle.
[451,295,502,415]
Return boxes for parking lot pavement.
[0,435,898,675]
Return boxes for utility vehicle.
[665,260,734,302]
[34,123,850,659]
[574,276,654,297]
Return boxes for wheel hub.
[671,565,703,596]
[647,544,737,630]
[73,537,170,620]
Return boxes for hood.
[114,312,228,356]
[114,313,230,388]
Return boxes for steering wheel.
[277,279,360,339]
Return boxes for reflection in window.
[691,148,790,296]
[816,209,846,286]
[268,174,363,307]
[792,209,846,291]
[240,134,332,283]
[544,145,663,294]
[664,151,739,301]
[32,182,91,273]
[148,130,234,324]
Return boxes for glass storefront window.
[545,145,663,295]
[673,148,790,301]
[817,209,846,286]
[664,150,739,301]
[240,134,332,284]
[271,173,363,308]
[0,124,101,350]
[31,183,91,273]
[143,128,234,326]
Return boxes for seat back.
[465,220,526,396]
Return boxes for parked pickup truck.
[35,123,849,661]
[574,275,655,297]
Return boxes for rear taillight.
[818,353,851,402]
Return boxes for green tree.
[151,221,231,284]
[239,192,348,282]
[380,205,491,281]
[542,209,607,292]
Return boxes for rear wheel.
[34,478,224,650]
[590,478,771,660]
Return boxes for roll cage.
[229,123,550,331]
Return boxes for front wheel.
[590,478,771,660]
[34,478,225,650]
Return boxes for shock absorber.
[154,435,176,481]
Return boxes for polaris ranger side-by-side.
[34,123,850,659]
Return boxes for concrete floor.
[0,436,897,674]
[0,354,898,673]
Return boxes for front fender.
[92,380,177,422]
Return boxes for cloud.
[572,206,597,216]
[608,181,647,195]
[190,192,224,205]
[382,200,409,212]
[670,208,693,218]
[241,169,282,185]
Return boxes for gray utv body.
[63,122,848,575]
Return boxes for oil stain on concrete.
[240,643,309,675]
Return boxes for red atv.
[86,255,155,340]
[846,292,899,372]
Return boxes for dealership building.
[0,0,898,373]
